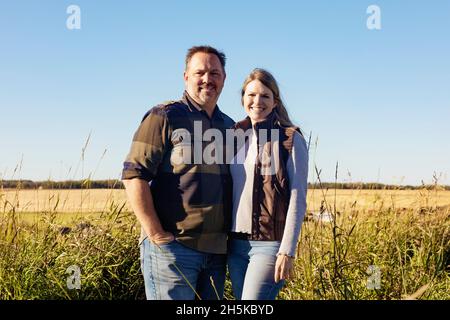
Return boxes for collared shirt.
[122,91,235,254]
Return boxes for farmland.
[0,187,449,299]
[2,187,450,214]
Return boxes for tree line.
[1,180,449,191]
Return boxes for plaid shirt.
[122,91,234,254]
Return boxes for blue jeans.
[140,238,226,300]
[227,239,285,300]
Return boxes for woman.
[227,68,309,300]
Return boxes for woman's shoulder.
[292,129,306,143]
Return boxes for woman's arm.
[278,131,309,257]
[274,131,309,282]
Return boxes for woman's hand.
[274,254,294,283]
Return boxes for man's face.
[184,52,226,109]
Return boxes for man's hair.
[185,45,226,71]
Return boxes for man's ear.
[183,71,188,82]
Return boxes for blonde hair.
[241,68,294,127]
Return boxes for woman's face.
[243,80,276,124]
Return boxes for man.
[122,46,234,300]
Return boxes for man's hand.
[123,178,171,246]
[274,254,294,283]
[150,231,175,245]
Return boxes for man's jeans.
[140,238,226,300]
[227,239,285,300]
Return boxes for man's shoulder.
[141,100,187,122]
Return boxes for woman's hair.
[241,68,294,127]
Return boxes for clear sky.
[1,0,449,185]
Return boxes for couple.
[122,45,308,300]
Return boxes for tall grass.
[280,205,449,300]
[1,184,448,299]
[0,196,144,299]
[278,165,449,300]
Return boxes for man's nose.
[202,73,212,83]
[254,95,262,104]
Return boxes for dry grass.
[1,186,449,300]
[1,188,127,213]
[3,188,450,213]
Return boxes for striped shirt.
[122,91,235,254]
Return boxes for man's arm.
[123,178,174,245]
[122,106,173,245]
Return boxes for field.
[0,187,449,299]
[3,187,450,214]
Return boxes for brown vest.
[233,112,300,241]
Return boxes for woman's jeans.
[227,239,285,300]
[140,238,226,300]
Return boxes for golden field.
[2,188,450,214]
[1,186,449,299]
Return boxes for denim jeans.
[140,238,226,300]
[227,239,285,300]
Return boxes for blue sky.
[1,1,449,185]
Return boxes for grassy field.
[0,187,449,299]
[3,188,450,213]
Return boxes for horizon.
[2,178,449,188]
[1,1,449,186]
